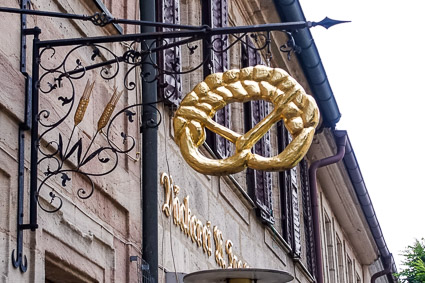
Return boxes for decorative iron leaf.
[49,191,56,203]
[58,96,72,106]
[74,59,82,70]
[47,82,57,91]
[125,110,136,123]
[44,166,52,176]
[91,47,100,61]
[187,44,198,54]
[61,173,71,187]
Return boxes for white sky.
[301,0,425,269]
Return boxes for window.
[346,255,354,283]
[159,0,182,105]
[324,213,336,283]
[336,234,344,282]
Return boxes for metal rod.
[0,7,203,30]
[11,126,28,273]
[140,0,158,282]
[207,21,309,35]
[2,7,349,33]
[20,1,32,129]
[35,20,313,48]
[29,27,41,231]
[37,29,205,47]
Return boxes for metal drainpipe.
[371,255,393,283]
[140,0,158,281]
[308,130,347,283]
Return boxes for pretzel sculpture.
[173,65,319,175]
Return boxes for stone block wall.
[0,0,141,282]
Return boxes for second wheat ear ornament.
[97,87,124,132]
[173,65,320,175]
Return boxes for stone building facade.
[0,0,395,283]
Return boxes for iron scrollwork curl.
[279,31,301,60]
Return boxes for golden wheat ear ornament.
[173,65,320,175]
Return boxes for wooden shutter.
[276,101,303,258]
[160,0,182,105]
[291,167,302,257]
[211,0,231,158]
[300,159,316,275]
[286,132,302,257]
[242,38,274,224]
[278,122,293,243]
[247,99,274,223]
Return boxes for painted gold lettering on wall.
[213,226,226,268]
[161,172,248,268]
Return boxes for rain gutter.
[343,137,396,282]
[273,0,341,128]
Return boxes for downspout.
[371,255,393,283]
[140,0,158,281]
[308,130,347,283]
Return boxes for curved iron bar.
[39,47,62,72]
[279,31,301,60]
[11,249,27,273]
[123,64,139,91]
[36,172,64,213]
[37,75,75,162]
[211,32,247,53]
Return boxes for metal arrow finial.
[311,17,351,29]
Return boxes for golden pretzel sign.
[173,65,319,175]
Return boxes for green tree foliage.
[396,238,425,282]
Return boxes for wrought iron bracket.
[11,0,41,272]
[0,5,349,274]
